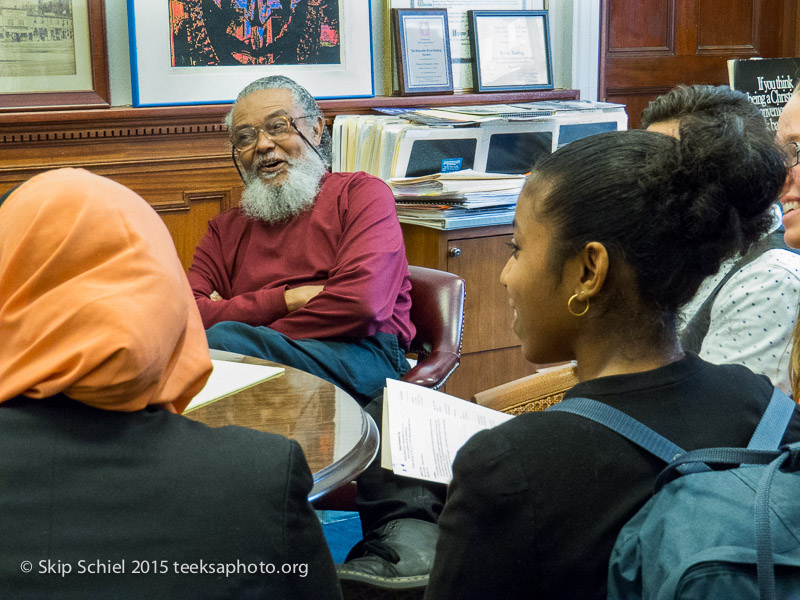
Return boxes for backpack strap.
[551,387,794,469]
[747,387,796,450]
[549,397,710,473]
[654,446,783,491]
[754,447,788,600]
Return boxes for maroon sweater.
[188,171,415,349]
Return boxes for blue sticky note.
[441,158,463,173]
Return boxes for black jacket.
[0,394,342,599]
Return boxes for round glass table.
[184,349,379,501]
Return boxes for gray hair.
[225,75,332,167]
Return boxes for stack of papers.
[390,169,526,196]
[395,205,517,230]
[381,379,513,484]
[390,169,523,229]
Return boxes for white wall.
[104,1,598,107]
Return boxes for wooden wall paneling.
[606,0,674,52]
[599,0,792,129]
[447,346,538,401]
[160,190,240,272]
[696,0,754,53]
[786,0,800,57]
[0,105,244,269]
[1,92,580,268]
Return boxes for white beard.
[239,149,327,224]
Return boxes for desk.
[185,350,379,501]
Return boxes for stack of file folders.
[332,100,627,181]
[390,170,525,230]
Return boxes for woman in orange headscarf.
[0,169,340,599]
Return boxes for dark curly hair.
[524,119,786,336]
[641,84,766,131]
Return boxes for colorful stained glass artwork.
[169,0,341,67]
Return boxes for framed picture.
[128,0,374,107]
[467,10,553,92]
[387,1,545,92]
[0,0,110,112]
[392,9,453,95]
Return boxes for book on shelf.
[380,378,513,484]
[728,57,800,132]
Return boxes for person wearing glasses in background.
[187,76,442,598]
[776,83,800,397]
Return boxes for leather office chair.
[401,265,465,390]
[471,362,578,414]
[312,265,465,510]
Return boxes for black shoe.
[336,518,438,600]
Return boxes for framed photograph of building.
[128,0,374,107]
[392,8,452,95]
[0,0,110,111]
[468,10,553,92]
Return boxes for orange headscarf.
[0,168,212,413]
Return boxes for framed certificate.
[467,10,553,92]
[392,9,454,96]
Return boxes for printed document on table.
[185,360,284,413]
[381,378,513,484]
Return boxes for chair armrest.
[401,351,460,390]
[471,362,578,413]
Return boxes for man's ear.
[311,115,324,145]
[572,241,610,301]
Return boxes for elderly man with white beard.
[189,75,414,404]
[187,76,443,599]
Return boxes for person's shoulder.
[755,247,800,277]
[690,354,775,398]
[167,413,301,465]
[457,411,558,467]
[323,171,392,194]
[175,414,289,444]
[718,246,800,294]
[322,171,394,212]
[327,171,387,185]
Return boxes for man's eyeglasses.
[230,114,325,182]
[231,114,313,150]
[783,141,800,168]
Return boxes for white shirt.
[680,217,800,394]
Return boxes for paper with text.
[382,378,513,483]
[184,360,284,413]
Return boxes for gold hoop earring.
[567,293,589,317]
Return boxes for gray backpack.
[550,391,800,599]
